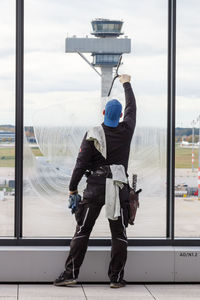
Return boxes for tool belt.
[84,165,141,228]
[92,165,112,178]
[85,165,112,179]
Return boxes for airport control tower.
[65,19,131,97]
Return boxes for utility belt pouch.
[85,165,112,183]
[92,165,112,178]
[128,188,139,225]
[128,174,141,225]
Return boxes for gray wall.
[0,246,200,282]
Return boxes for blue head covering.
[104,99,122,128]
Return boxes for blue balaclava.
[104,99,122,128]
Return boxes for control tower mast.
[65,19,131,97]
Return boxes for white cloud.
[176,95,200,127]
[25,90,103,127]
[0,0,200,127]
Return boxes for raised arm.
[119,74,136,132]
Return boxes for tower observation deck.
[91,19,123,37]
[65,19,131,97]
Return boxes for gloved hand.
[119,74,131,84]
[68,193,81,214]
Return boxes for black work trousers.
[64,201,128,282]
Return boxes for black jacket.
[69,82,136,191]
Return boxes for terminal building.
[0,131,15,142]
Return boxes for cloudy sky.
[0,0,200,127]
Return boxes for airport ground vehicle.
[175,184,198,197]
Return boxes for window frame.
[1,0,199,247]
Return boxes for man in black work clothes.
[54,74,136,288]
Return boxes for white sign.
[0,191,4,201]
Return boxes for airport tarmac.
[1,192,200,239]
[175,168,198,187]
[0,167,200,238]
[0,167,14,181]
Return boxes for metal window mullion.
[15,0,24,238]
[13,0,177,246]
[166,0,176,241]
[171,0,176,242]
[166,0,172,239]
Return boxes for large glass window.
[23,0,167,238]
[0,0,15,236]
[175,0,200,238]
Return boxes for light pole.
[191,120,196,172]
[198,115,200,200]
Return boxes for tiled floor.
[1,283,200,299]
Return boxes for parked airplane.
[180,139,200,148]
[181,140,190,146]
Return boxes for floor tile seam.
[144,284,157,300]
[15,297,87,299]
[17,283,87,299]
[173,246,176,282]
[81,284,88,300]
[0,297,17,299]
[17,284,19,300]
